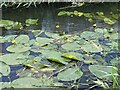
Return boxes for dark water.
[1,2,119,89]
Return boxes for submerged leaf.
[57,67,83,81]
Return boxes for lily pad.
[12,76,63,88]
[40,50,68,65]
[0,61,10,76]
[4,35,17,42]
[104,32,118,39]
[0,82,11,89]
[62,52,84,61]
[0,36,4,43]
[15,35,30,44]
[62,42,80,51]
[0,53,28,65]
[89,65,118,81]
[0,20,14,28]
[45,32,61,39]
[36,37,53,46]
[81,41,103,52]
[12,77,40,88]
[81,31,101,40]
[12,22,23,30]
[57,67,83,81]
[25,19,38,26]
[104,18,116,25]
[7,44,30,53]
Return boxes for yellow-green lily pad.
[6,44,30,53]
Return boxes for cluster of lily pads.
[0,20,119,89]
[0,19,38,30]
[58,11,120,25]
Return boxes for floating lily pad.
[0,36,4,43]
[104,18,116,25]
[36,37,53,46]
[95,28,108,34]
[12,22,23,29]
[45,32,61,39]
[7,44,30,53]
[40,50,68,65]
[15,35,30,44]
[57,67,83,81]
[12,77,40,88]
[0,53,28,65]
[0,20,14,28]
[3,35,17,42]
[12,76,63,88]
[62,52,83,61]
[81,41,103,52]
[104,32,118,39]
[89,65,118,81]
[62,42,80,51]
[0,61,10,76]
[31,30,43,37]
[81,31,101,40]
[0,82,11,89]
[25,19,38,26]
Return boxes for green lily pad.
[31,30,43,37]
[89,65,118,81]
[104,32,118,39]
[25,19,38,26]
[12,22,23,30]
[57,67,83,81]
[0,20,14,28]
[40,50,68,65]
[12,77,40,88]
[0,82,11,89]
[0,36,4,43]
[0,53,28,65]
[4,35,17,42]
[36,37,53,46]
[81,41,103,52]
[12,76,63,88]
[0,61,10,76]
[62,52,83,61]
[45,32,61,39]
[62,42,80,51]
[7,44,30,53]
[104,18,116,25]
[95,28,108,34]
[15,35,30,44]
[81,31,101,40]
